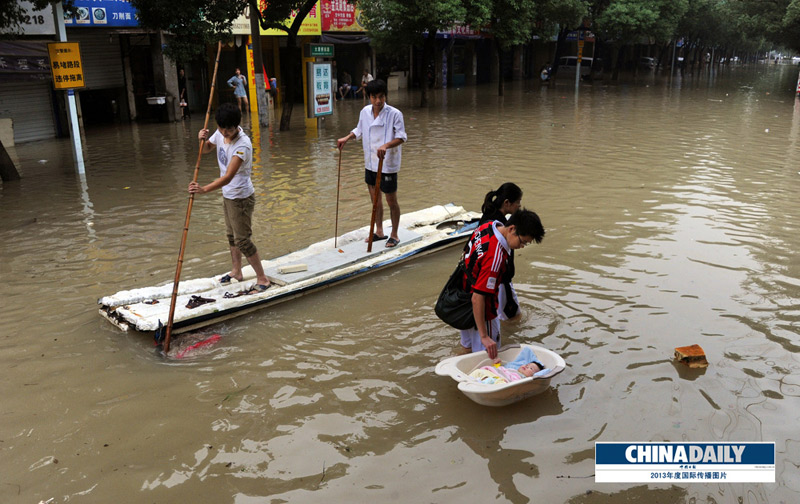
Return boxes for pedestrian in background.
[178,68,190,119]
[355,69,374,97]
[227,68,249,113]
[338,70,352,99]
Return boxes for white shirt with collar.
[351,103,407,174]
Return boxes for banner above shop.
[438,24,483,39]
[0,41,51,81]
[260,1,321,36]
[320,0,365,32]
[64,0,138,28]
[233,2,322,36]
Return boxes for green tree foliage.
[533,0,587,81]
[535,0,588,36]
[131,0,316,130]
[589,0,688,77]
[359,0,587,99]
[357,0,468,106]
[784,0,800,49]
[479,0,538,51]
[677,0,723,47]
[130,0,316,62]
[359,0,468,47]
[735,0,800,52]
[595,0,687,44]
[463,0,539,95]
[130,0,245,62]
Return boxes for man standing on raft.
[337,79,407,247]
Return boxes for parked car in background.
[638,57,657,70]
[557,56,594,77]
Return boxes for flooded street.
[2,64,800,503]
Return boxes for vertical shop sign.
[306,62,332,118]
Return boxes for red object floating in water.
[176,334,221,359]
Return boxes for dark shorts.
[365,169,398,194]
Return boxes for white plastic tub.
[435,343,566,407]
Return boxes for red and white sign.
[321,0,364,32]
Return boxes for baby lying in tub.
[469,347,551,385]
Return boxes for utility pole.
[52,1,85,174]
[249,0,269,127]
[671,39,676,83]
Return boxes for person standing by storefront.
[178,68,190,119]
[227,68,249,113]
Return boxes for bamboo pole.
[161,41,223,354]
[334,148,342,248]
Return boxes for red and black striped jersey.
[461,221,510,320]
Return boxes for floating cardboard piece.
[674,344,708,368]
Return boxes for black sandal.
[185,295,215,309]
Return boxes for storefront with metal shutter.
[0,29,131,142]
[68,29,125,89]
[0,79,57,144]
[0,4,58,145]
[0,8,129,142]
[66,28,129,124]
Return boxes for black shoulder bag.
[434,247,479,330]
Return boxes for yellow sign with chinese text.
[47,42,85,90]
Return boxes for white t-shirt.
[351,103,407,174]
[209,127,254,199]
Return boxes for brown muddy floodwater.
[2,64,800,503]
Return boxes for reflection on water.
[2,65,800,503]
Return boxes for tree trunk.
[249,0,269,128]
[279,39,299,131]
[0,138,21,182]
[612,44,624,81]
[279,100,293,131]
[496,44,504,96]
[656,43,670,71]
[548,27,569,84]
[274,0,317,131]
[420,31,436,108]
